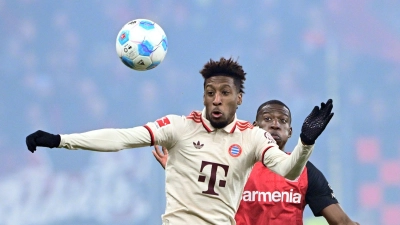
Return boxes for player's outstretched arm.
[26,127,153,153]
[152,145,168,169]
[321,204,360,225]
[300,99,334,145]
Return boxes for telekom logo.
[198,161,229,196]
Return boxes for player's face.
[254,103,292,150]
[203,75,242,129]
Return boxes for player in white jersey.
[26,57,334,225]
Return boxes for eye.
[206,91,214,96]
[222,90,230,95]
[281,119,287,123]
[264,117,272,121]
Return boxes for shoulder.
[162,112,202,122]
[305,161,316,169]
[235,120,269,140]
[162,111,207,129]
[235,119,254,131]
[305,161,333,195]
[247,125,276,144]
[186,110,202,122]
[157,114,183,124]
[151,114,192,130]
[305,161,323,177]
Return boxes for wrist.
[50,134,61,148]
[300,133,315,145]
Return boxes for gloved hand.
[300,99,334,145]
[26,130,61,153]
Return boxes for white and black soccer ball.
[116,19,168,71]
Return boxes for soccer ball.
[115,19,168,71]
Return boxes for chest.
[169,129,255,179]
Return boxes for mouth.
[211,110,223,119]
[269,132,280,140]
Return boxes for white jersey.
[59,109,314,225]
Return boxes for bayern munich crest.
[228,144,242,157]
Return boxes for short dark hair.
[200,57,246,94]
[256,100,292,124]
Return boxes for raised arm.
[262,99,334,180]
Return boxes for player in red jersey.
[153,100,359,225]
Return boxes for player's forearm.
[322,204,360,225]
[264,137,314,180]
[331,221,360,225]
[284,137,314,179]
[326,216,360,225]
[59,127,151,151]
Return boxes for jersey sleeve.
[59,114,183,152]
[252,127,279,162]
[253,127,314,180]
[143,114,184,150]
[59,126,152,151]
[305,161,339,216]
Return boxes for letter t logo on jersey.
[198,161,229,196]
[156,117,170,128]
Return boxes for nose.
[213,93,222,105]
[269,119,280,129]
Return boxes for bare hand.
[152,145,168,169]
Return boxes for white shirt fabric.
[59,109,314,225]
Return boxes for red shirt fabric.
[235,162,308,224]
[235,160,338,225]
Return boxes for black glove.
[300,99,334,145]
[26,130,61,153]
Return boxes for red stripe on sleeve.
[144,125,154,146]
[261,146,273,167]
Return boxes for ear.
[203,93,206,106]
[253,121,258,126]
[237,92,243,105]
[288,126,293,138]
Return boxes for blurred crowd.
[1,0,399,224]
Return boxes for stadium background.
[1,0,400,224]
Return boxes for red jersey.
[235,161,338,225]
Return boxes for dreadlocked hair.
[200,57,246,94]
